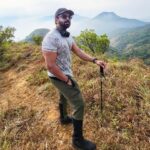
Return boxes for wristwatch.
[92,58,98,63]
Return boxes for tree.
[75,29,110,54]
[0,26,15,59]
[96,34,110,53]
[32,35,43,45]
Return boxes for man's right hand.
[67,79,72,86]
[65,76,72,86]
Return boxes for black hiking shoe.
[73,137,96,150]
[72,119,96,150]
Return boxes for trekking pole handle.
[100,66,105,78]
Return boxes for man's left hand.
[95,60,107,69]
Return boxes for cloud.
[1,0,150,18]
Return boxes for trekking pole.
[99,66,105,114]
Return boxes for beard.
[59,20,71,30]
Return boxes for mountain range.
[26,12,149,37]
[24,12,150,64]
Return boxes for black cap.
[55,8,74,18]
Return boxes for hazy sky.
[0,0,150,40]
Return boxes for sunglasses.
[58,14,72,20]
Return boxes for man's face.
[56,13,72,29]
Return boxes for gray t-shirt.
[42,28,75,77]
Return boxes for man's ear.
[55,17,58,24]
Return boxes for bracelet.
[92,58,98,63]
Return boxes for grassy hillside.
[110,25,150,65]
[24,28,50,42]
[0,43,150,150]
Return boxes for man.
[42,8,106,150]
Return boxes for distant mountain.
[93,12,122,21]
[24,28,50,42]
[84,12,148,35]
[110,24,150,64]
[93,12,146,25]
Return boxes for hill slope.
[0,43,150,149]
[24,28,50,42]
[110,24,150,64]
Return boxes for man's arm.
[72,43,95,62]
[72,43,106,68]
[42,51,69,83]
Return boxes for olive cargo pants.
[49,76,84,120]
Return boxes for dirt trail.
[0,63,57,119]
[0,63,76,150]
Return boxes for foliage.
[75,29,110,53]
[0,26,15,59]
[32,35,43,45]
[0,26,15,43]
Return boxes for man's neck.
[56,26,70,37]
[56,26,66,31]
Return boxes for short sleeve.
[70,36,75,45]
[68,36,75,49]
[42,35,59,52]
